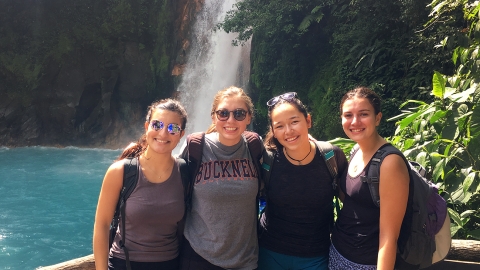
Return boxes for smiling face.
[271,102,311,151]
[212,96,252,146]
[144,109,185,155]
[341,97,382,144]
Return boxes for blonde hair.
[206,86,254,133]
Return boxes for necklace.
[284,143,312,164]
[352,164,358,173]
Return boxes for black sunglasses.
[266,92,298,107]
[150,120,183,135]
[214,109,248,121]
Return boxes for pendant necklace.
[284,143,312,165]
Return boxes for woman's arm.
[377,154,409,270]
[93,161,124,270]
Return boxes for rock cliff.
[0,0,201,148]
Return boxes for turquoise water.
[0,147,121,269]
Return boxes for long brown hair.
[264,94,309,151]
[206,86,254,134]
[116,99,187,160]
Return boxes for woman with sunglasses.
[178,86,261,270]
[258,92,347,270]
[329,87,409,269]
[93,99,187,270]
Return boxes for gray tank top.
[110,159,185,262]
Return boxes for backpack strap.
[242,131,264,183]
[177,157,191,205]
[314,141,338,189]
[242,131,266,225]
[362,143,403,207]
[261,150,275,194]
[116,157,139,270]
[185,132,205,211]
[314,141,342,224]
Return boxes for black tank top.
[259,146,347,257]
[331,161,380,265]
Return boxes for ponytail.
[116,135,147,161]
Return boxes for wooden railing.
[37,240,480,269]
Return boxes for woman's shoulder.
[109,159,126,171]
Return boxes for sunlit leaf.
[453,47,460,65]
[462,172,476,196]
[448,87,476,102]
[444,87,456,98]
[415,152,428,167]
[448,208,462,226]
[430,110,447,124]
[450,224,461,237]
[432,71,446,98]
[433,158,446,181]
[460,210,476,219]
[399,106,436,129]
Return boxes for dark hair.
[117,99,187,160]
[206,86,254,134]
[264,95,309,151]
[340,86,382,115]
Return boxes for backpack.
[358,143,451,269]
[108,156,191,270]
[184,131,264,218]
[260,141,340,215]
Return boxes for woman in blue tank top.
[93,99,188,270]
[329,87,410,269]
[258,92,348,270]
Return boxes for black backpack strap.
[242,131,265,222]
[314,141,341,225]
[118,157,139,270]
[261,149,275,195]
[242,131,264,182]
[315,141,338,189]
[185,132,205,211]
[177,157,191,204]
[362,143,402,208]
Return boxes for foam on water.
[0,147,121,269]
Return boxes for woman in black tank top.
[329,87,409,269]
[258,92,348,270]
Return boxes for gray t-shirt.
[110,158,185,262]
[180,132,259,269]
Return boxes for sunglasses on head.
[266,92,298,107]
[149,120,183,135]
[214,108,248,121]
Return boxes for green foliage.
[388,0,480,239]
[0,0,174,106]
[223,0,480,240]
[222,0,451,140]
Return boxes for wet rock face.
[0,44,149,148]
[0,0,200,148]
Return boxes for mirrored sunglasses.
[266,92,298,107]
[150,120,183,135]
[215,108,248,121]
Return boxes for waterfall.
[177,0,251,134]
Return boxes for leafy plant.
[386,0,480,239]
